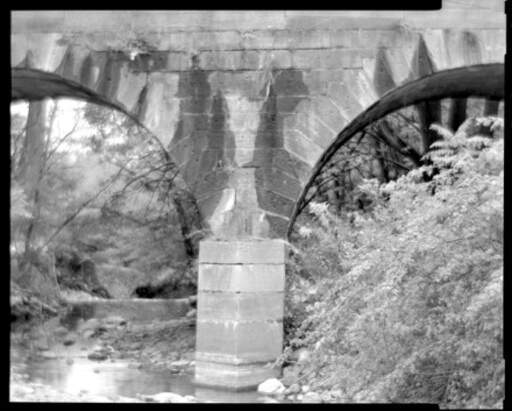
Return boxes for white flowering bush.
[285,117,503,408]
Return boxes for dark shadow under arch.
[287,63,505,236]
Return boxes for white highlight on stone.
[224,94,262,166]
[143,73,180,147]
[257,378,286,395]
[116,64,148,112]
[207,188,236,234]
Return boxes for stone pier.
[195,239,285,390]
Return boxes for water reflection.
[19,356,194,400]
[15,355,265,402]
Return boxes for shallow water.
[12,352,266,402]
[11,300,267,403]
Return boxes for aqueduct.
[11,2,505,390]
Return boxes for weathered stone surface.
[194,360,279,390]
[292,48,366,69]
[198,264,284,292]
[199,240,285,264]
[196,319,283,360]
[283,129,325,168]
[197,291,284,321]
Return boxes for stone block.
[302,69,344,96]
[283,129,324,168]
[191,169,231,198]
[197,291,284,321]
[260,50,293,69]
[265,213,291,239]
[240,29,290,49]
[283,109,333,142]
[259,167,303,201]
[199,240,286,264]
[196,319,283,360]
[194,360,279,390]
[247,148,312,184]
[11,11,65,33]
[256,188,296,218]
[328,29,362,48]
[199,50,263,70]
[198,264,285,292]
[193,30,244,51]
[292,48,365,69]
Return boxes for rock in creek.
[257,378,286,395]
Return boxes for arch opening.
[11,69,207,301]
[287,63,505,236]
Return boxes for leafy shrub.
[285,117,503,408]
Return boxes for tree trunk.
[448,98,467,132]
[16,100,49,253]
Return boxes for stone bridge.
[11,1,505,390]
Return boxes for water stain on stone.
[17,50,36,69]
[461,31,482,65]
[97,52,126,100]
[79,54,95,89]
[170,62,234,205]
[251,69,310,237]
[408,35,441,152]
[373,47,396,97]
[55,46,76,80]
[134,84,149,122]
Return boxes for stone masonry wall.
[11,5,505,238]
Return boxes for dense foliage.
[284,117,503,408]
[10,100,199,305]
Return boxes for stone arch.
[11,67,206,257]
[287,63,505,236]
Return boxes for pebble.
[82,329,95,339]
[88,351,108,361]
[78,319,100,332]
[63,334,77,346]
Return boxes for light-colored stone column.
[194,239,285,390]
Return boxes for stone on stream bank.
[257,378,286,395]
[61,298,192,326]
